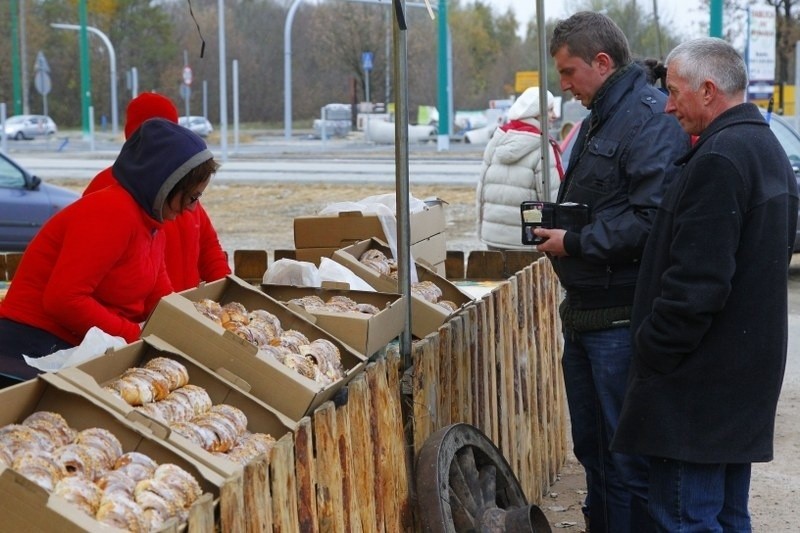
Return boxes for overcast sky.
[486,0,710,40]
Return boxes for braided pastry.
[13,449,62,491]
[193,412,239,452]
[113,452,158,483]
[288,295,326,311]
[22,411,76,448]
[96,495,147,532]
[0,424,55,455]
[271,329,309,354]
[169,384,213,417]
[53,443,103,480]
[411,280,443,303]
[143,357,190,391]
[248,309,284,338]
[438,300,459,313]
[221,301,249,325]
[307,339,345,383]
[170,421,218,451]
[54,476,103,517]
[209,404,248,436]
[153,463,202,508]
[134,485,174,531]
[75,427,123,470]
[0,442,13,468]
[225,432,277,464]
[193,298,225,324]
[96,469,137,499]
[355,302,381,315]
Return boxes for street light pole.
[51,23,119,137]
[78,0,92,138]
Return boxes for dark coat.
[552,64,690,309]
[612,103,799,463]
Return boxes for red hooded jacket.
[83,93,230,291]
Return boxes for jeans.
[562,326,651,533]
[649,458,752,533]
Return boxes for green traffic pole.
[10,0,23,114]
[709,0,723,37]
[436,0,449,149]
[79,0,92,137]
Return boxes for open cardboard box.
[260,282,406,357]
[56,335,296,478]
[332,238,474,338]
[0,374,226,532]
[292,232,446,270]
[293,198,446,249]
[141,275,366,421]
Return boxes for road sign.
[180,84,191,101]
[182,66,193,86]
[34,71,52,96]
[362,52,374,72]
[35,51,51,74]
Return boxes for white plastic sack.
[23,326,126,373]
[318,258,376,292]
[263,258,322,287]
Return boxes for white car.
[3,115,58,140]
[179,116,213,138]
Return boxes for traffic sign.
[35,51,51,74]
[362,52,374,72]
[182,66,193,86]
[34,71,52,96]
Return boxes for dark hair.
[637,58,667,87]
[166,158,220,205]
[549,11,632,69]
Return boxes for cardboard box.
[0,374,226,532]
[292,232,446,270]
[293,198,446,249]
[142,275,366,421]
[260,283,406,356]
[57,335,296,477]
[332,238,474,338]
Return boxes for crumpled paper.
[23,326,126,372]
[262,257,375,292]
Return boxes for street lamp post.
[51,22,118,136]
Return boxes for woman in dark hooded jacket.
[0,118,218,384]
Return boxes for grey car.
[559,112,800,253]
[179,116,213,138]
[0,151,78,251]
[3,114,58,140]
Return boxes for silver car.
[3,114,58,140]
[179,116,213,138]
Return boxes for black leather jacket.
[551,63,690,309]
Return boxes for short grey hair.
[666,37,748,95]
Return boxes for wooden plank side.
[5,252,23,281]
[445,250,465,280]
[367,360,402,532]
[243,454,271,532]
[521,266,544,499]
[437,322,453,429]
[272,433,300,533]
[508,275,531,497]
[313,402,344,532]
[385,347,413,531]
[233,249,268,282]
[497,282,517,476]
[346,374,379,532]
[336,404,360,533]
[532,260,555,492]
[412,336,438,455]
[483,295,499,445]
[219,473,246,533]
[466,250,505,280]
[294,417,318,533]
[187,493,215,533]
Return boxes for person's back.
[476,86,561,250]
[84,92,230,291]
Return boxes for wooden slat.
[187,493,214,533]
[244,454,271,532]
[233,249,268,282]
[271,433,300,532]
[0,254,7,281]
[504,250,544,277]
[313,402,344,532]
[367,360,401,532]
[438,322,453,429]
[444,250,465,280]
[386,348,413,531]
[466,250,505,279]
[294,417,318,532]
[274,249,297,262]
[412,336,437,454]
[346,374,379,532]
[220,473,246,533]
[336,403,360,533]
[4,252,23,281]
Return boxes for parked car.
[558,111,800,253]
[3,114,58,140]
[0,151,79,251]
[179,116,213,137]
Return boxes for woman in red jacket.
[0,119,219,385]
[84,92,231,290]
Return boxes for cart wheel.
[415,423,551,532]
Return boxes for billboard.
[747,6,776,101]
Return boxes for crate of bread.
[331,238,473,338]
[0,373,229,532]
[142,275,366,421]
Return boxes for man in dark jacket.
[535,11,690,533]
[611,38,798,531]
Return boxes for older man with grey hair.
[612,37,799,532]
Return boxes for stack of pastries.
[103,356,276,466]
[357,249,458,312]
[193,299,346,385]
[0,411,202,531]
[288,294,381,316]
